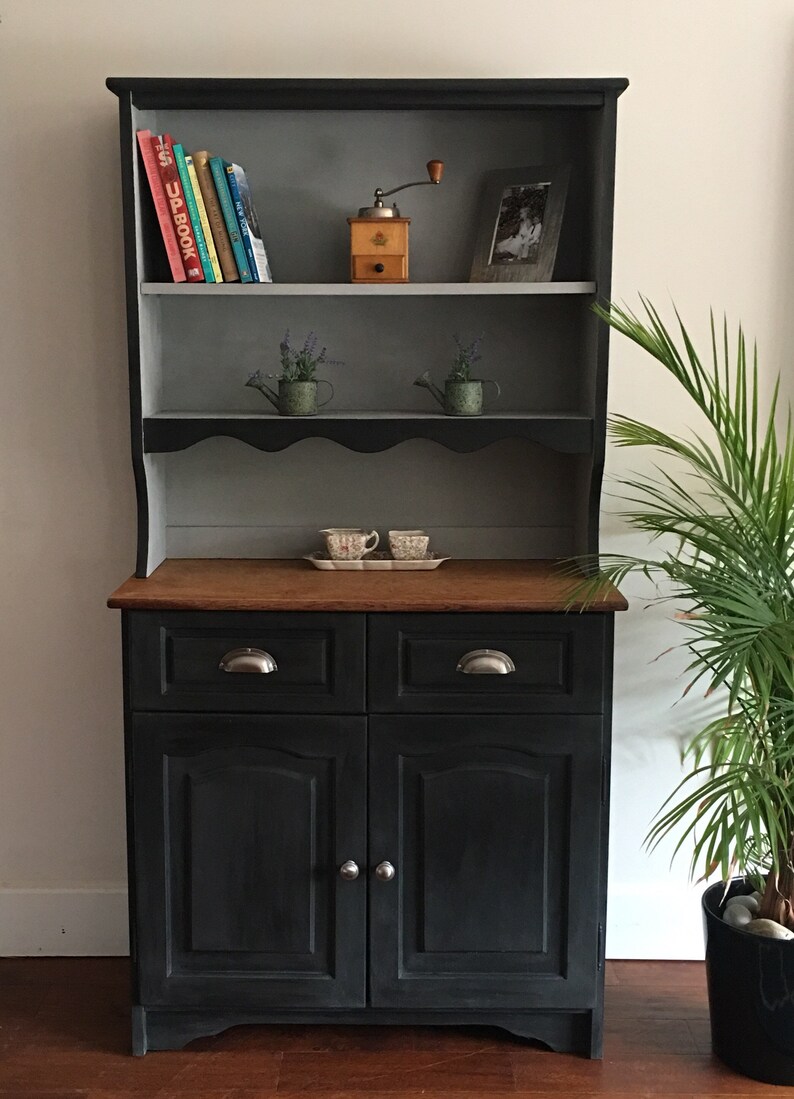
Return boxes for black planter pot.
[703,879,794,1084]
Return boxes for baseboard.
[607,881,705,959]
[0,888,129,956]
[0,882,704,959]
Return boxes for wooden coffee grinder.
[347,159,444,283]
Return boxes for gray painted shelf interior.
[128,97,612,572]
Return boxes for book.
[185,153,223,283]
[230,162,273,282]
[192,151,239,283]
[135,129,186,282]
[224,162,259,283]
[173,143,215,283]
[209,155,252,283]
[153,134,203,281]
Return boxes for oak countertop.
[108,559,628,614]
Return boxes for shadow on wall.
[601,515,725,772]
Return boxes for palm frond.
[579,301,794,887]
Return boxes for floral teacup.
[320,528,379,561]
[388,530,430,560]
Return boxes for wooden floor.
[0,958,779,1097]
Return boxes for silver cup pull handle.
[456,648,515,675]
[219,647,278,674]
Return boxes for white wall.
[1,0,792,957]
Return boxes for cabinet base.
[132,1005,601,1059]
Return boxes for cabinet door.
[368,715,604,1009]
[132,713,366,1008]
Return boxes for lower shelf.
[142,411,594,454]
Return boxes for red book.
[136,130,186,282]
[153,133,204,282]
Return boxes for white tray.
[304,552,450,571]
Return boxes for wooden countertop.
[108,559,628,613]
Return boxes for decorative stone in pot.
[703,880,794,1085]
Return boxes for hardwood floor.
[0,958,778,1097]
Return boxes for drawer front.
[127,611,365,713]
[368,613,608,713]
[352,254,406,281]
[349,222,407,255]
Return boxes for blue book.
[230,162,273,282]
[209,156,252,282]
[224,162,259,283]
[173,143,215,283]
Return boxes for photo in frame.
[469,166,570,283]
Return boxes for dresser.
[106,77,628,1055]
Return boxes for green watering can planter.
[413,370,501,417]
[246,371,334,417]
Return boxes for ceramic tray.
[304,552,450,571]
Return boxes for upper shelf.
[143,410,593,455]
[140,282,597,297]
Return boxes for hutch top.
[107,77,628,578]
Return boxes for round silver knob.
[339,860,359,881]
[375,861,396,882]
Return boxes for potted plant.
[246,330,339,416]
[579,299,794,1084]
[414,334,500,416]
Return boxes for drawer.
[368,613,608,713]
[127,611,366,713]
[349,222,406,255]
[352,254,406,281]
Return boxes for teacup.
[320,528,379,561]
[388,529,430,561]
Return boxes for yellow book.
[185,153,223,283]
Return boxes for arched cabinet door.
[131,713,366,1009]
[368,715,604,1009]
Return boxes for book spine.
[209,155,252,283]
[185,154,223,283]
[231,163,273,283]
[224,162,259,282]
[192,152,239,282]
[153,134,203,282]
[135,129,186,282]
[173,143,215,283]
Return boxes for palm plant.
[579,299,794,927]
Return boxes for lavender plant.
[275,330,342,382]
[448,334,484,382]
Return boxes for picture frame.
[469,165,570,283]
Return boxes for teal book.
[173,143,214,282]
[224,162,259,283]
[209,156,252,282]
